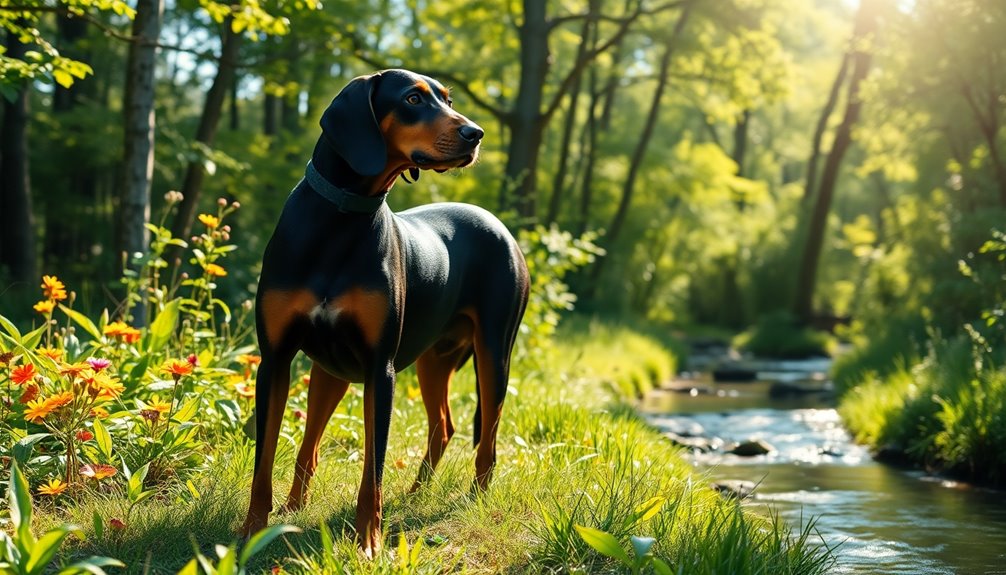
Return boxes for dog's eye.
[406,93,422,105]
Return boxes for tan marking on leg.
[410,346,466,492]
[283,364,349,512]
[467,310,504,492]
[330,287,388,348]
[259,289,319,348]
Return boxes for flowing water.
[640,372,1006,575]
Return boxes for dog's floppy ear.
[320,73,386,177]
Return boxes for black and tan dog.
[240,69,529,556]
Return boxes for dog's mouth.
[411,149,478,172]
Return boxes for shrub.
[732,311,833,359]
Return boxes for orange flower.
[38,478,68,496]
[79,464,117,480]
[162,359,194,378]
[33,300,56,314]
[76,429,94,442]
[198,213,220,229]
[46,391,74,409]
[204,263,227,277]
[237,354,262,367]
[10,363,36,386]
[37,346,63,360]
[235,382,255,398]
[103,321,130,338]
[41,275,68,301]
[90,406,109,419]
[103,321,141,342]
[24,398,54,423]
[19,383,40,404]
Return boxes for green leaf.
[186,479,201,500]
[55,556,125,575]
[147,299,180,352]
[0,313,21,340]
[53,69,74,88]
[173,398,199,423]
[9,460,35,546]
[239,524,301,566]
[652,557,674,575]
[128,463,150,501]
[13,433,50,466]
[92,511,104,540]
[22,324,48,349]
[92,419,113,461]
[59,305,103,341]
[26,525,78,574]
[624,496,666,529]
[216,544,236,575]
[574,525,631,566]
[176,558,199,575]
[319,520,334,556]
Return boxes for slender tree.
[118,0,164,317]
[792,0,879,323]
[0,25,36,284]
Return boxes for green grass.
[732,312,833,359]
[839,336,1006,485]
[40,323,834,574]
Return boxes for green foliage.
[178,524,301,575]
[515,225,604,363]
[733,311,833,359]
[0,460,123,575]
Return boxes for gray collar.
[305,161,388,214]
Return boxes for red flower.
[76,429,95,442]
[10,363,36,386]
[109,518,127,530]
[186,354,198,366]
[80,464,118,480]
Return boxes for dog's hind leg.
[409,343,472,492]
[282,363,349,512]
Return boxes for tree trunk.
[230,71,240,131]
[545,0,597,225]
[587,4,692,290]
[172,20,243,244]
[118,0,163,286]
[576,63,601,237]
[501,0,550,220]
[264,93,278,136]
[793,1,878,324]
[801,53,850,207]
[0,27,36,284]
[732,109,750,178]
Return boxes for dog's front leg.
[241,351,293,536]
[356,361,395,557]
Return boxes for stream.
[639,355,1006,574]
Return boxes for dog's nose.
[458,124,484,143]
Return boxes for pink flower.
[186,354,198,366]
[87,357,112,372]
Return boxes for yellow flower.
[103,321,129,338]
[87,372,124,399]
[204,263,227,277]
[60,362,92,379]
[237,354,262,367]
[36,346,63,360]
[38,478,68,496]
[198,213,220,229]
[235,382,255,398]
[41,275,68,301]
[33,300,56,314]
[146,395,171,414]
[90,406,109,419]
[25,398,54,423]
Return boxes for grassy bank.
[17,319,834,574]
[839,336,1006,486]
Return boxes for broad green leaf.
[56,556,125,575]
[9,460,35,546]
[173,398,199,423]
[239,524,301,566]
[319,520,334,556]
[574,525,631,566]
[0,314,21,340]
[176,558,199,575]
[652,557,674,575]
[22,324,48,349]
[13,433,50,466]
[92,419,113,461]
[92,511,104,540]
[26,525,78,574]
[59,305,102,341]
[147,299,180,352]
[128,463,150,500]
[216,544,236,574]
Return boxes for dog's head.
[320,69,483,190]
